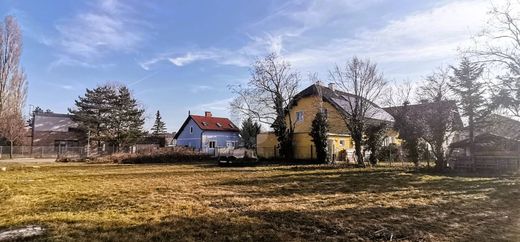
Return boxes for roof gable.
[190,115,239,132]
[383,101,463,129]
[292,84,394,123]
[174,114,239,139]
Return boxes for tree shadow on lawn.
[216,168,516,198]
[239,201,519,241]
[17,200,518,241]
[212,168,520,241]
[30,214,285,242]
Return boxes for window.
[202,122,208,126]
[54,140,79,152]
[216,123,222,127]
[226,141,235,148]
[296,111,304,122]
[229,123,234,128]
[339,140,345,146]
[190,126,193,134]
[209,141,216,148]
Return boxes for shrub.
[378,143,401,162]
[88,147,214,164]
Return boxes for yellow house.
[257,83,399,161]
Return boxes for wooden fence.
[451,155,520,172]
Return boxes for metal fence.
[0,144,161,160]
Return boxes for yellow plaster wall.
[288,96,348,134]
[256,95,402,159]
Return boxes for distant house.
[383,100,463,149]
[174,112,240,152]
[31,112,86,149]
[448,114,520,171]
[257,83,397,161]
[166,132,177,147]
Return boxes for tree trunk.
[353,131,364,166]
[9,140,13,159]
[469,114,475,171]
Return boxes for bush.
[88,147,214,164]
[378,143,401,162]
[55,157,87,163]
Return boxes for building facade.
[174,112,240,153]
[31,112,86,149]
[257,83,397,161]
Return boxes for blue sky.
[0,0,491,132]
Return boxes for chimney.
[315,80,322,86]
[328,83,335,91]
[205,111,212,117]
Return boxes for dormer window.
[216,123,222,127]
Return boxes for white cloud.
[195,98,233,112]
[48,55,115,70]
[138,33,286,70]
[51,0,145,66]
[168,52,219,66]
[139,0,491,81]
[284,0,490,78]
[190,85,212,93]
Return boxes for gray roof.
[479,114,520,140]
[292,84,394,123]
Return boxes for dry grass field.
[1,162,519,241]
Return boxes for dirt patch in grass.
[0,163,519,241]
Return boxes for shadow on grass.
[22,199,519,242]
[216,166,519,197]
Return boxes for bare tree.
[230,53,300,158]
[0,109,26,158]
[417,67,460,170]
[469,1,520,117]
[384,81,414,107]
[0,16,27,157]
[0,16,23,115]
[329,57,387,166]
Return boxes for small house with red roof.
[174,111,240,152]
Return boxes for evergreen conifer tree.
[69,84,145,150]
[364,123,387,166]
[449,58,490,169]
[240,117,261,149]
[309,111,329,163]
[151,110,167,136]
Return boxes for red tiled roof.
[189,115,239,132]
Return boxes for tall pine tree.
[111,86,145,149]
[69,84,145,150]
[151,110,167,136]
[69,85,115,148]
[449,58,490,168]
